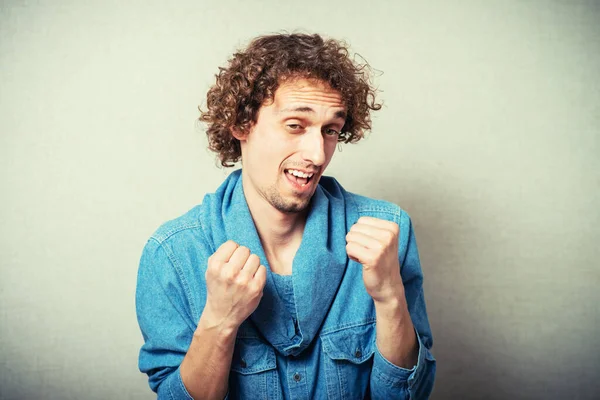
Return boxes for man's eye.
[287,124,303,131]
[324,128,340,136]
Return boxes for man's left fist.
[345,216,404,304]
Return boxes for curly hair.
[199,33,382,167]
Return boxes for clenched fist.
[346,217,405,304]
[202,240,267,330]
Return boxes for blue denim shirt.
[136,169,436,399]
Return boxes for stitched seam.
[196,207,218,254]
[337,360,346,400]
[167,371,175,400]
[232,365,277,374]
[156,239,198,320]
[374,369,407,387]
[168,378,174,400]
[325,355,335,400]
[373,346,415,387]
[177,369,193,400]
[303,365,310,399]
[357,207,403,218]
[320,319,376,336]
[151,222,203,244]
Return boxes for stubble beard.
[263,183,312,214]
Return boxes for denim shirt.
[136,169,436,399]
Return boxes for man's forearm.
[180,312,238,400]
[374,296,419,369]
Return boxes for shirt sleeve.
[370,211,437,399]
[135,238,197,399]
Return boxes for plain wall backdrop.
[1,1,599,399]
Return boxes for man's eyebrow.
[280,107,347,120]
[280,106,314,114]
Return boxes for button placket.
[287,356,308,399]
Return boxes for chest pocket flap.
[320,322,376,364]
[231,338,277,375]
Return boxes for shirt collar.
[203,169,359,355]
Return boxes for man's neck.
[241,174,306,274]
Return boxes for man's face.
[237,78,346,214]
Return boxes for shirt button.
[240,359,247,368]
[355,349,362,358]
[293,372,302,382]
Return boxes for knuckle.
[206,262,217,276]
[384,231,395,243]
[207,256,217,268]
[255,267,267,284]
[224,270,236,283]
[251,281,264,294]
[234,276,248,287]
[220,240,236,252]
[247,281,257,292]
[258,278,267,289]
[238,246,251,257]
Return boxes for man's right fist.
[202,240,267,331]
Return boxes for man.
[136,33,436,399]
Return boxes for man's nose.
[300,128,326,166]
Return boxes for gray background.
[1,0,599,399]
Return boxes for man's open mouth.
[284,169,315,187]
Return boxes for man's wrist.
[373,291,408,319]
[196,309,240,340]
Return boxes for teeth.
[287,169,314,178]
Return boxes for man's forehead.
[271,79,346,113]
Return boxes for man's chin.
[271,193,313,214]
[264,182,315,214]
[274,200,310,214]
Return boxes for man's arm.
[136,239,266,400]
[178,313,237,399]
[373,296,418,369]
[346,214,436,399]
[180,241,268,399]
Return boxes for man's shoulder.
[345,190,410,222]
[148,204,206,245]
[320,175,409,220]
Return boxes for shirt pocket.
[229,337,280,400]
[320,322,376,400]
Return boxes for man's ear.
[231,126,247,141]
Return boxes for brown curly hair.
[199,33,382,167]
